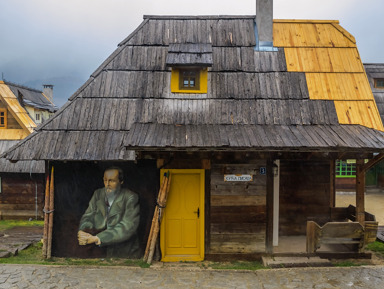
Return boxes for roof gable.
[0,81,36,135]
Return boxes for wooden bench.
[306,221,377,253]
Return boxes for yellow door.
[160,169,205,262]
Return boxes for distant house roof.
[5,81,58,112]
[364,63,384,123]
[0,81,57,173]
[3,15,384,161]
[0,81,36,134]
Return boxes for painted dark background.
[51,160,158,258]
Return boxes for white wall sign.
[224,174,253,182]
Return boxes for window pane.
[190,79,195,87]
[375,79,384,88]
[183,80,189,87]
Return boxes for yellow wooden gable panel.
[306,73,374,101]
[334,101,384,130]
[273,20,356,48]
[273,20,383,131]
[0,129,29,140]
[284,48,363,73]
[0,82,36,134]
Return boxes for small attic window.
[374,78,384,89]
[171,68,207,93]
[0,109,6,129]
[180,69,200,90]
[166,43,212,94]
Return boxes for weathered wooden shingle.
[124,123,384,151]
[0,141,44,173]
[166,43,213,67]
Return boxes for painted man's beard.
[106,188,117,194]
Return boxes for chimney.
[255,0,277,51]
[43,84,54,101]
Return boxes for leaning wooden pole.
[42,174,50,259]
[143,173,168,262]
[47,166,55,258]
[147,173,171,265]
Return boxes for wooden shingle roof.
[166,43,213,67]
[3,15,384,161]
[0,141,44,173]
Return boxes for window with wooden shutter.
[0,109,7,129]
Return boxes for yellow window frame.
[171,68,208,94]
[0,108,7,129]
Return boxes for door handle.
[194,208,200,218]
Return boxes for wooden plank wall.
[279,160,331,235]
[209,162,267,253]
[0,173,44,219]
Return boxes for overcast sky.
[1,0,383,107]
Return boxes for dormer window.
[180,69,199,90]
[166,43,212,94]
[0,109,7,129]
[374,78,384,89]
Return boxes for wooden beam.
[362,153,384,173]
[356,159,365,225]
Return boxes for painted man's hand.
[78,230,100,245]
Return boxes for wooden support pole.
[266,159,274,253]
[330,160,336,208]
[356,159,365,225]
[47,166,55,258]
[42,173,50,259]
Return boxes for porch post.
[266,159,274,253]
[356,159,365,225]
[273,160,280,247]
[330,160,336,208]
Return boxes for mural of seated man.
[77,166,141,258]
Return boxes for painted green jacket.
[79,187,141,258]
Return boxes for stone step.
[262,256,332,268]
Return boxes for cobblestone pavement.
[0,264,383,289]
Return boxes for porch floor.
[274,236,306,254]
[274,236,357,254]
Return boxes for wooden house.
[3,1,384,260]
[335,64,384,192]
[0,81,57,219]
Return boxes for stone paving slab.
[0,264,383,289]
[262,256,332,268]
[0,227,43,258]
